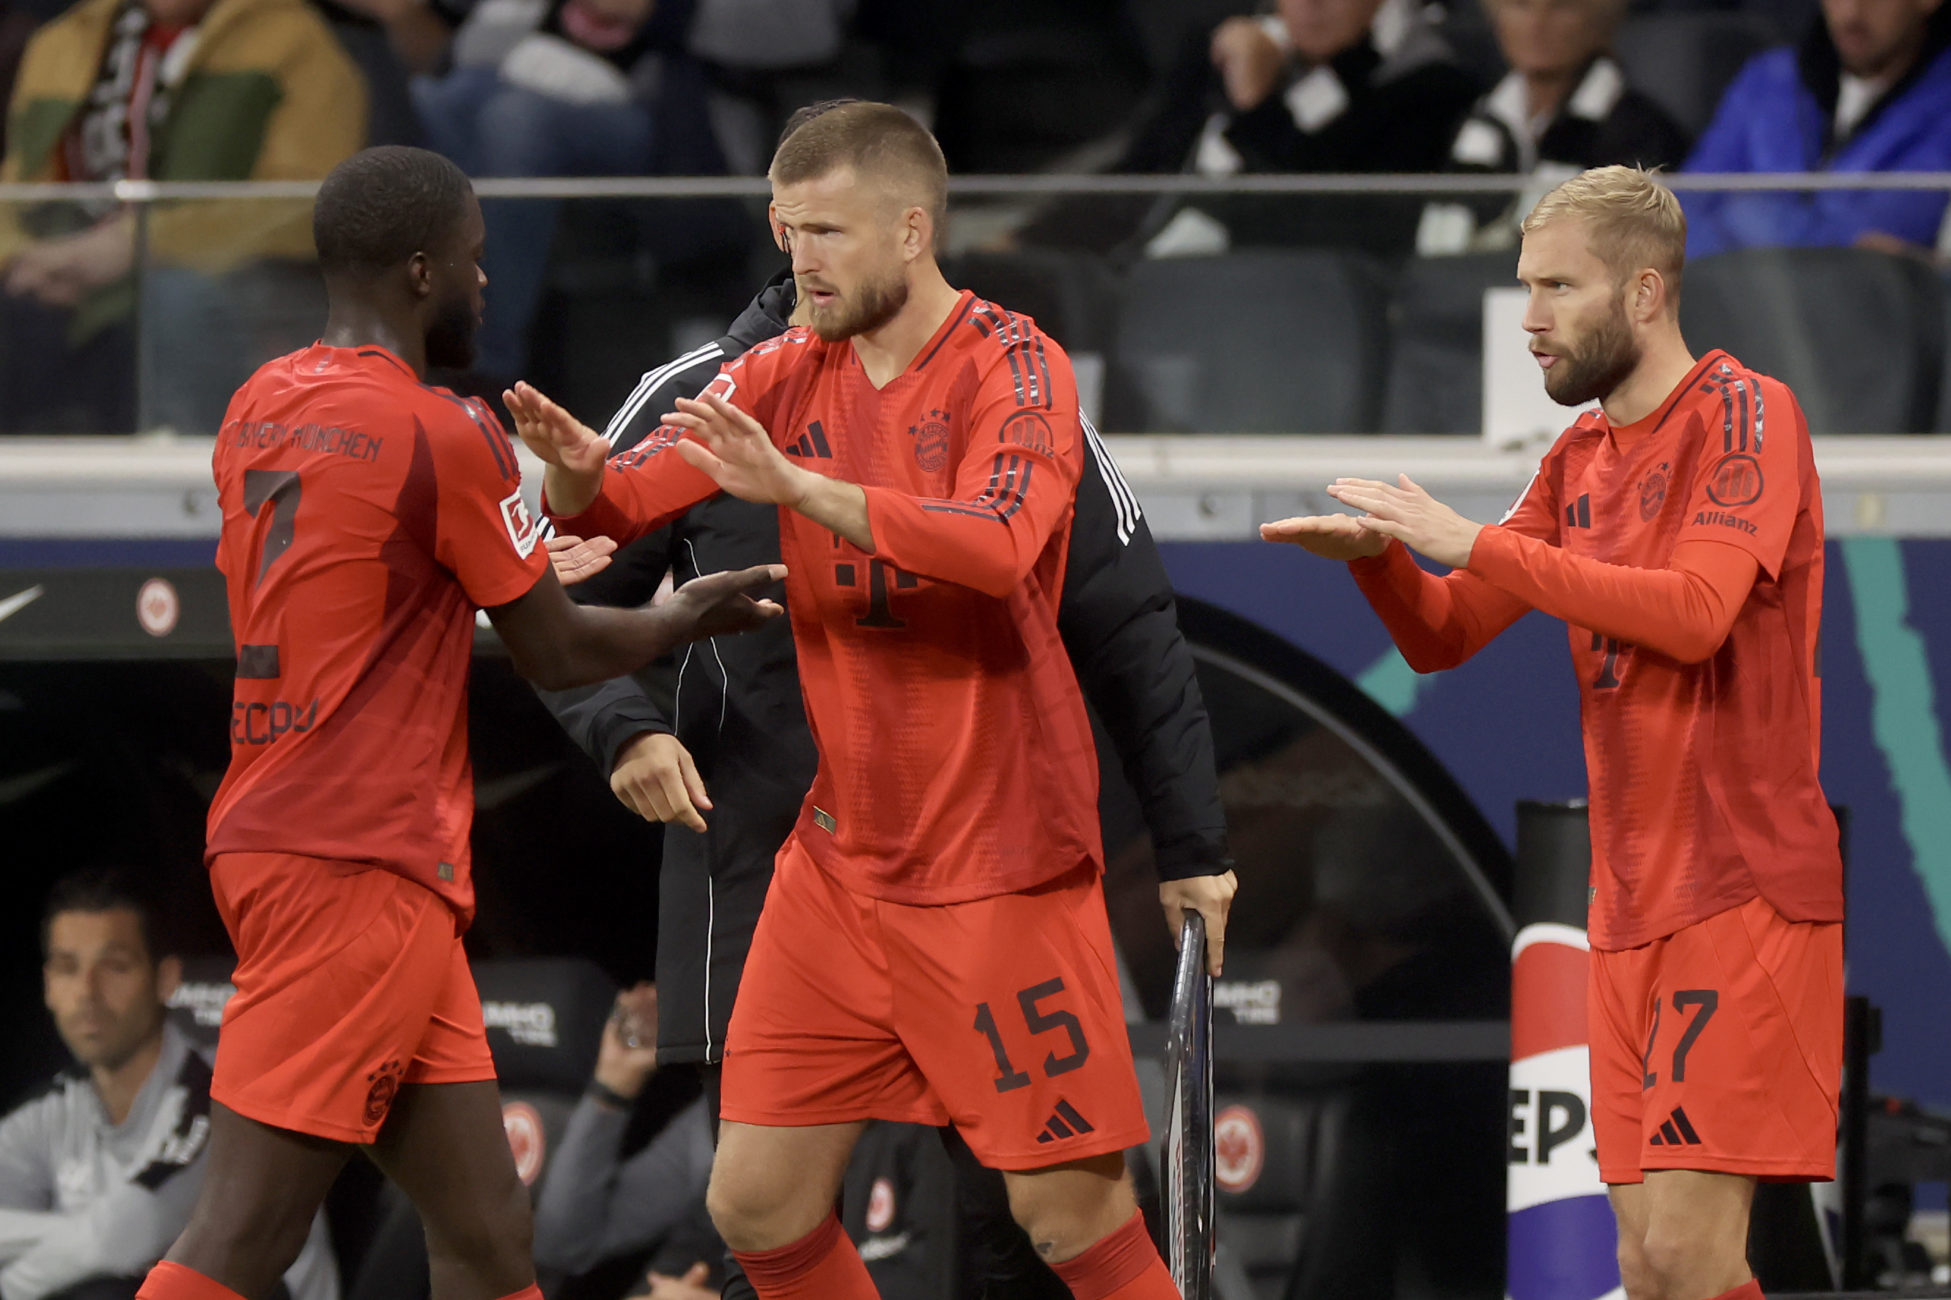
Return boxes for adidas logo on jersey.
[1035,1099,1096,1145]
[785,421,834,459]
[1646,1106,1702,1147]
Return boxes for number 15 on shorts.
[974,978,1091,1092]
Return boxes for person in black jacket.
[537,267,1231,1296]
[1017,0,1482,259]
[1416,0,1691,255]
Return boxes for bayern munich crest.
[910,409,951,472]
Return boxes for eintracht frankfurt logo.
[1214,1104,1264,1195]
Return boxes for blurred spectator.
[1684,0,1951,257]
[0,870,336,1300]
[310,0,442,146]
[533,983,955,1300]
[1021,0,1482,259]
[1418,0,1689,252]
[410,0,724,386]
[0,0,365,432]
[531,982,719,1291]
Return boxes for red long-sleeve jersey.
[1351,350,1843,949]
[549,293,1102,903]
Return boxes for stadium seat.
[1104,251,1394,434]
[1381,252,1520,435]
[1612,12,1786,139]
[1680,247,1947,434]
[1211,1088,1391,1300]
[941,248,1122,354]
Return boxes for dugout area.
[1,571,1519,1300]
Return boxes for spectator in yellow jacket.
[0,0,365,432]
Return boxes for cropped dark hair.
[768,101,948,240]
[314,146,474,278]
[41,868,171,963]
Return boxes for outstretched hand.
[665,394,810,507]
[504,381,608,515]
[661,563,788,641]
[1258,511,1388,561]
[545,534,616,587]
[1325,474,1483,570]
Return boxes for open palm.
[1259,512,1387,560]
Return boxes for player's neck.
[1600,331,1697,429]
[320,309,427,378]
[848,265,963,389]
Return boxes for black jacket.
[539,271,1229,1063]
[1416,56,1691,254]
[1021,9,1481,259]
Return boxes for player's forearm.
[789,473,873,551]
[860,487,1057,598]
[1349,541,1524,672]
[540,604,700,690]
[543,463,604,520]
[1467,529,1751,664]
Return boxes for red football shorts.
[207,851,497,1143]
[721,838,1150,1170]
[1590,894,1842,1184]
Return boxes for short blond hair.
[1522,165,1687,306]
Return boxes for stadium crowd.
[0,0,1948,434]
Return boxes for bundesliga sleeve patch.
[500,491,542,558]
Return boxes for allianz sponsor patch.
[500,490,542,559]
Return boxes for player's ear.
[405,250,434,300]
[1634,268,1661,323]
[905,203,928,261]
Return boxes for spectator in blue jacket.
[1683,0,1951,257]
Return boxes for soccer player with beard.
[516,102,1233,1300]
[134,146,785,1300]
[1262,165,1842,1300]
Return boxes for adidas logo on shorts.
[1647,1105,1702,1147]
[1035,1099,1096,1144]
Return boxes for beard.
[805,270,909,342]
[1543,294,1641,407]
[426,290,478,371]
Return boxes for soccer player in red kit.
[513,102,1236,1300]
[1263,165,1842,1300]
[136,147,783,1300]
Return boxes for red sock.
[1049,1211,1181,1300]
[1708,1283,1763,1300]
[731,1214,880,1299]
[136,1263,247,1300]
[492,1289,543,1300]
